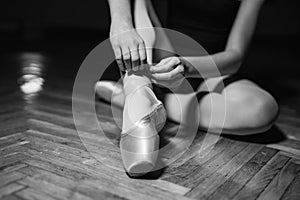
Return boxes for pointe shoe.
[120,103,166,177]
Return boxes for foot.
[120,103,166,177]
[95,81,125,107]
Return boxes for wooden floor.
[1,43,300,200]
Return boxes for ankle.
[123,73,152,96]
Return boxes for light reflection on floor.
[18,52,45,101]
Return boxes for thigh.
[154,76,226,125]
[157,75,270,126]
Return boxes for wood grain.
[257,160,300,200]
[1,53,300,199]
[232,153,290,200]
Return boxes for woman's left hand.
[150,56,186,88]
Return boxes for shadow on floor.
[222,125,286,144]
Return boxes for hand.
[110,22,147,72]
[150,56,186,88]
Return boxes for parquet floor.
[1,48,300,200]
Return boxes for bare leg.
[163,76,278,135]
[95,81,124,107]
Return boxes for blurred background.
[0,0,299,106]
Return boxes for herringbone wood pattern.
[1,51,300,200]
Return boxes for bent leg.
[200,78,278,134]
[164,76,279,135]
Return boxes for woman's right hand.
[110,21,147,72]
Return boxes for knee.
[230,89,278,130]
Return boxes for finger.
[116,59,126,72]
[152,64,185,80]
[114,47,125,71]
[150,63,172,73]
[176,64,185,76]
[151,58,179,73]
[130,47,140,71]
[152,58,169,70]
[138,42,147,65]
[158,57,172,65]
[121,47,131,70]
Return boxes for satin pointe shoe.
[120,102,166,177]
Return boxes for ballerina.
[97,0,278,177]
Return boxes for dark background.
[0,0,299,39]
[0,0,299,105]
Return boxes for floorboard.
[1,44,300,199]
